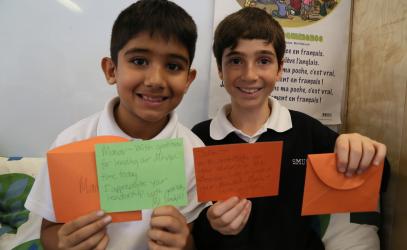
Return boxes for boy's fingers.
[149,208,189,249]
[148,240,159,250]
[60,215,112,247]
[334,136,349,173]
[357,140,375,174]
[241,202,251,225]
[93,234,109,250]
[60,211,105,235]
[211,199,249,228]
[150,215,186,234]
[148,240,176,250]
[335,134,387,176]
[219,200,251,235]
[73,229,107,250]
[148,227,187,248]
[373,141,387,166]
[152,206,186,224]
[345,137,362,177]
[208,196,240,219]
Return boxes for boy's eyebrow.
[167,53,189,65]
[256,50,277,57]
[224,51,243,57]
[124,48,189,64]
[225,50,277,57]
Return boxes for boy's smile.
[219,39,283,113]
[102,32,196,139]
[135,92,169,107]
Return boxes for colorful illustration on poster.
[236,0,339,27]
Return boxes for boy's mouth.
[136,93,168,102]
[237,87,262,94]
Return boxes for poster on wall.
[208,0,351,125]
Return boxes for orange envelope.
[47,136,142,223]
[302,153,384,215]
[194,142,283,201]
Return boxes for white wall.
[0,0,214,157]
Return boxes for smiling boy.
[192,7,387,250]
[25,1,208,249]
[103,31,194,140]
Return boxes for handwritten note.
[47,136,141,223]
[193,142,283,201]
[95,138,187,212]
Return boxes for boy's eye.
[230,58,242,64]
[258,57,271,65]
[229,57,242,65]
[167,63,181,71]
[132,58,148,66]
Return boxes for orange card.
[302,153,384,215]
[47,136,142,223]
[193,142,283,201]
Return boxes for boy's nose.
[144,66,165,89]
[241,63,258,82]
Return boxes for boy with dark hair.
[25,0,208,249]
[192,7,387,250]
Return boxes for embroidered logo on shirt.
[292,158,307,166]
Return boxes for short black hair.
[110,0,197,66]
[213,7,285,70]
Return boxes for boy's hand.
[335,133,386,177]
[148,206,190,250]
[57,211,111,250]
[207,196,251,235]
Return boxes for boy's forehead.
[236,38,272,47]
[120,32,190,60]
[125,32,184,48]
[226,38,275,54]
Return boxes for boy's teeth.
[240,88,259,94]
[143,95,164,102]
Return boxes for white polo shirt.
[210,97,292,143]
[25,97,208,250]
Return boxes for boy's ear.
[101,57,117,85]
[217,66,223,80]
[184,69,197,93]
[276,62,284,81]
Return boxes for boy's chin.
[231,98,269,108]
[138,113,170,124]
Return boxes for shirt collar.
[97,96,178,140]
[210,97,293,140]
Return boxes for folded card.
[302,153,383,215]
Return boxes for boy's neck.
[228,101,271,136]
[113,104,169,140]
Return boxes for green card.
[95,138,187,212]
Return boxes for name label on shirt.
[292,158,307,166]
